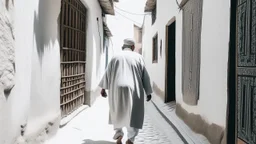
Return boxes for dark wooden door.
[166,21,176,102]
[60,0,87,117]
[236,0,256,143]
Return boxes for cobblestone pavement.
[151,95,210,144]
[45,97,184,144]
[135,101,184,144]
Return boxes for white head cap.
[123,38,135,46]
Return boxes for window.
[152,4,156,25]
[182,0,203,105]
[152,34,158,63]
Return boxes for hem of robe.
[110,123,143,130]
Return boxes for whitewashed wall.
[0,0,16,143]
[0,0,61,143]
[142,0,230,128]
[0,0,109,143]
[142,0,180,99]
[81,0,107,104]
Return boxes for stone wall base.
[176,104,226,144]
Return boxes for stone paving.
[136,101,184,144]
[151,95,210,144]
[45,96,184,144]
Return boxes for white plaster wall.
[0,0,108,142]
[142,0,180,97]
[25,0,61,139]
[0,0,61,143]
[142,0,230,127]
[82,0,106,93]
[177,0,230,127]
[0,0,16,143]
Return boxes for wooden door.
[60,0,87,117]
[236,0,256,143]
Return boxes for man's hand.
[146,95,152,102]
[101,89,107,98]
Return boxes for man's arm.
[142,65,153,101]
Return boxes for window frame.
[152,33,158,63]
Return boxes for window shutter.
[182,0,203,105]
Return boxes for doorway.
[235,0,256,143]
[228,0,256,143]
[227,0,237,143]
[165,18,176,103]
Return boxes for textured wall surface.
[1,0,62,143]
[0,0,16,143]
[0,0,15,107]
[142,0,229,128]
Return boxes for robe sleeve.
[142,63,153,96]
[99,59,112,90]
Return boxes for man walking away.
[99,38,153,144]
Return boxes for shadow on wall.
[82,139,115,144]
[5,0,14,10]
[33,0,60,65]
[23,0,61,140]
[29,0,61,114]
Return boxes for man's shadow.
[82,139,115,144]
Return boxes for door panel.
[236,0,256,143]
[60,0,87,117]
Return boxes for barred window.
[182,0,203,105]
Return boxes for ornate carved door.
[236,0,256,143]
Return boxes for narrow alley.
[0,0,253,143]
[45,96,184,144]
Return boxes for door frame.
[164,16,176,103]
[227,0,237,143]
